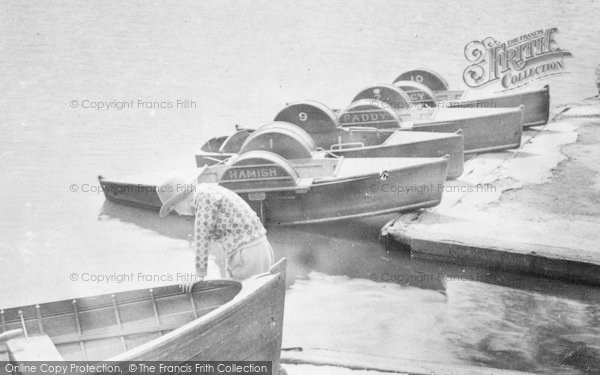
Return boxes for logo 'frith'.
[463,28,572,91]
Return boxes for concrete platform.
[382,99,600,285]
[281,348,536,375]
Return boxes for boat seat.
[329,141,365,150]
[7,335,64,361]
[289,158,340,178]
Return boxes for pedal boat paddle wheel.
[197,101,464,179]
[99,125,450,225]
[394,68,550,128]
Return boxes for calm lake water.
[1,0,600,373]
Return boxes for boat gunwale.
[418,106,524,125]
[0,281,244,360]
[310,156,449,185]
[435,84,549,102]
[333,133,463,153]
[196,129,463,160]
[100,156,450,190]
[107,260,286,361]
[0,283,239,323]
[463,142,521,154]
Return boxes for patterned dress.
[192,184,266,277]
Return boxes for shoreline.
[381,97,600,286]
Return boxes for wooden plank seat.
[7,335,64,361]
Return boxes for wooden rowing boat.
[394,69,550,128]
[196,108,464,179]
[0,259,287,369]
[99,147,450,225]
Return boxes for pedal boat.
[345,83,524,153]
[100,142,449,225]
[394,68,550,128]
[196,109,464,179]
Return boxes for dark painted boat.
[348,84,524,153]
[394,68,550,128]
[0,259,286,367]
[99,147,449,225]
[196,103,464,179]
